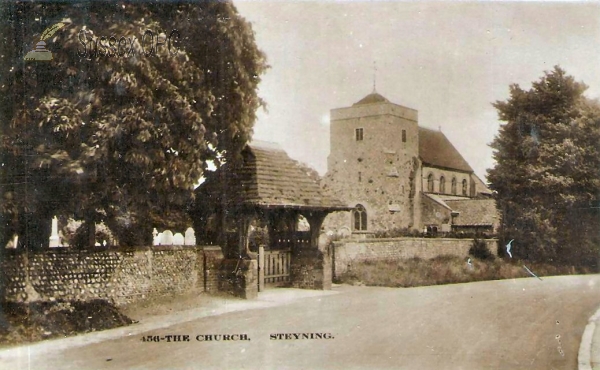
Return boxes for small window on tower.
[355,128,364,141]
[402,129,407,143]
[358,172,362,182]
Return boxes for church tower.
[323,92,421,234]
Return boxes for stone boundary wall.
[2,245,222,306]
[333,238,498,277]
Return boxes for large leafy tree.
[0,1,267,248]
[488,66,600,267]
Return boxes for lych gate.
[191,141,350,298]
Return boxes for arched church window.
[451,177,457,195]
[462,179,468,196]
[353,204,367,231]
[439,176,446,194]
[427,173,434,192]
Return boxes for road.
[3,275,600,370]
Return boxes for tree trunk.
[0,215,6,305]
[0,247,7,330]
[86,212,96,248]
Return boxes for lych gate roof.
[236,142,348,210]
[418,127,473,173]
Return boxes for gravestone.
[173,233,184,245]
[184,227,196,246]
[152,228,161,246]
[162,230,174,245]
[338,227,351,238]
[49,216,60,248]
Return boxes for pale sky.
[234,1,600,181]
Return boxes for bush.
[372,227,422,239]
[370,227,497,240]
[469,238,495,261]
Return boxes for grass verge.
[336,255,595,288]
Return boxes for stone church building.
[322,92,499,236]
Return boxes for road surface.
[3,275,600,370]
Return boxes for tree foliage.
[0,1,267,248]
[488,66,600,267]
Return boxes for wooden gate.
[258,247,291,290]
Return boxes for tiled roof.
[350,92,474,173]
[445,198,498,226]
[418,127,473,173]
[423,193,452,210]
[353,92,390,106]
[231,142,349,210]
[471,174,493,195]
[436,194,470,202]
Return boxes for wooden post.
[238,211,255,258]
[286,211,298,254]
[258,245,265,292]
[267,210,278,249]
[304,212,327,250]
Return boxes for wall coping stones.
[3,244,212,256]
[334,237,498,245]
[149,245,198,252]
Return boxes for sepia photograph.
[0,1,599,369]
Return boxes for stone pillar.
[218,258,258,299]
[202,246,224,293]
[289,248,332,290]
